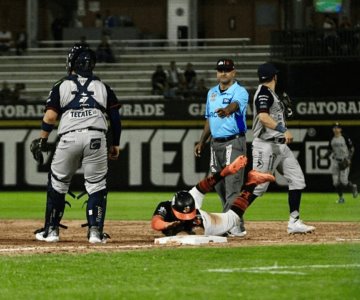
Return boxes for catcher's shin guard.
[86,189,108,230]
[36,175,67,237]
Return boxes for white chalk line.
[206,264,360,275]
[0,244,153,253]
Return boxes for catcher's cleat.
[246,170,275,186]
[88,226,109,244]
[287,219,315,234]
[352,184,358,199]
[35,226,59,242]
[220,155,247,177]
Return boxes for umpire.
[31,44,121,243]
[194,58,249,236]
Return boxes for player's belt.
[266,137,286,144]
[59,127,106,137]
[212,133,245,142]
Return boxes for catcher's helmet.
[73,49,96,77]
[171,191,196,220]
[66,43,92,75]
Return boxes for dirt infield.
[0,220,359,255]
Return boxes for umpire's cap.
[215,58,235,71]
[171,191,196,220]
[257,63,278,82]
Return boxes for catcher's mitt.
[280,92,294,119]
[30,138,49,165]
[338,158,350,170]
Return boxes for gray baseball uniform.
[252,84,305,196]
[328,134,354,187]
[47,74,120,194]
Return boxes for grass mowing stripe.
[0,191,359,221]
[0,244,359,300]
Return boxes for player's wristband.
[275,123,287,133]
[41,121,54,132]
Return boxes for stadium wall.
[0,100,358,192]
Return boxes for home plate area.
[0,220,358,255]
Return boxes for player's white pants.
[199,209,240,236]
[189,186,240,236]
[51,131,107,194]
[252,138,306,196]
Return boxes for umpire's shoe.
[228,218,247,237]
[35,226,59,242]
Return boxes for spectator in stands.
[323,14,339,55]
[166,61,184,98]
[0,28,13,54]
[184,63,197,94]
[0,81,12,102]
[151,65,168,95]
[193,78,208,100]
[339,16,352,29]
[51,14,65,48]
[103,9,118,28]
[12,83,26,101]
[15,31,27,55]
[95,13,103,28]
[96,35,115,63]
[79,36,89,48]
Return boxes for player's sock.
[230,184,256,217]
[288,189,301,213]
[195,172,223,194]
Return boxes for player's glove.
[338,158,350,170]
[30,138,49,165]
[280,92,294,119]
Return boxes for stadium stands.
[0,39,270,101]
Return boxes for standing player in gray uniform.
[249,63,315,234]
[194,58,248,237]
[324,122,358,203]
[30,44,121,243]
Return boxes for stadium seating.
[0,41,270,101]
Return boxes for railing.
[270,29,360,61]
[37,37,251,51]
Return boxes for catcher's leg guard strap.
[86,189,107,229]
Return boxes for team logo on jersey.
[210,93,217,101]
[223,98,230,104]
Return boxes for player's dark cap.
[333,122,342,128]
[215,58,235,71]
[257,63,278,81]
[171,191,196,221]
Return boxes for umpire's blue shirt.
[205,81,248,139]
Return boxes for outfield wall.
[0,100,359,192]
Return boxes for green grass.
[0,244,359,300]
[0,191,359,299]
[0,191,359,221]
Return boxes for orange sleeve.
[151,215,168,231]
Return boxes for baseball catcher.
[151,155,275,236]
[324,122,358,203]
[32,43,121,243]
